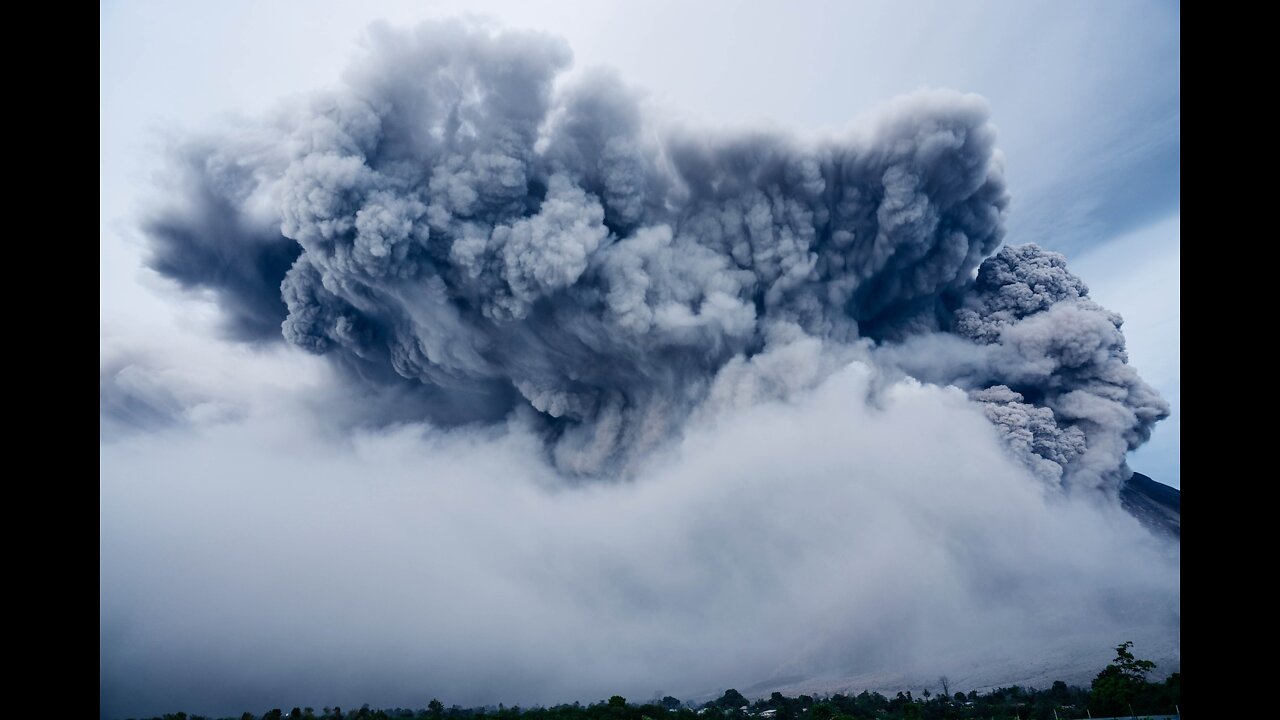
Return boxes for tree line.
[126,642,1179,720]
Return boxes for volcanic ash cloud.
[141,19,1167,490]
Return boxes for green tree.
[713,690,747,710]
[1113,641,1157,680]
[1048,680,1070,703]
[1090,641,1157,716]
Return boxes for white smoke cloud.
[101,333,1177,717]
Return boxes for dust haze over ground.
[100,20,1179,720]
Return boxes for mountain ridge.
[1120,472,1180,539]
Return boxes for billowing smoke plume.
[143,20,1165,489]
[954,246,1170,489]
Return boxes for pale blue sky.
[101,0,1179,485]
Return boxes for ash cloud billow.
[145,20,1163,487]
[108,18,1177,719]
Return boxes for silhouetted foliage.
[123,642,1180,720]
[1089,640,1177,717]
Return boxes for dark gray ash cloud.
[954,245,1170,490]
[877,244,1171,490]
[141,19,1165,488]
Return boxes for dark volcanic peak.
[1121,472,1180,539]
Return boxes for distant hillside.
[1121,472,1180,539]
